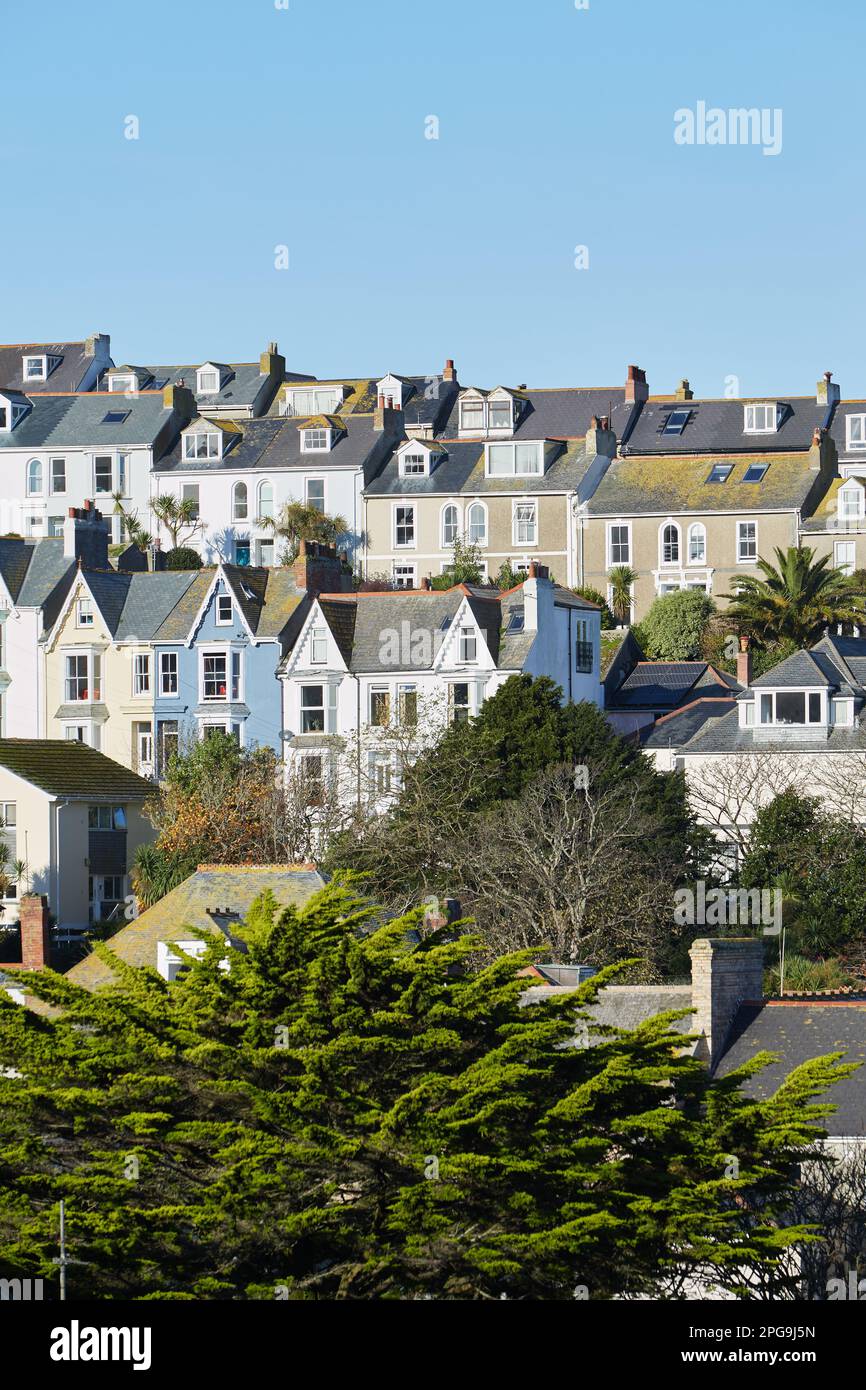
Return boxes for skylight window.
[663,409,690,435]
[706,463,733,484]
[102,410,130,424]
[506,609,525,632]
[743,463,769,483]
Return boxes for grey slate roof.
[148,566,307,644]
[751,649,846,688]
[641,699,748,749]
[0,391,176,450]
[0,340,102,394]
[623,395,830,455]
[76,569,202,641]
[586,451,826,516]
[438,386,627,441]
[154,413,398,485]
[365,438,597,498]
[829,400,866,460]
[657,704,866,755]
[98,361,292,414]
[715,1002,866,1137]
[0,538,77,630]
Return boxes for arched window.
[442,504,459,547]
[27,459,42,495]
[232,482,248,521]
[661,521,680,564]
[688,523,706,563]
[257,480,274,520]
[467,502,487,545]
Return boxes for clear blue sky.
[2,0,862,398]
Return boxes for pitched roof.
[99,360,295,413]
[750,649,844,688]
[64,864,327,991]
[438,386,627,441]
[365,437,597,497]
[150,566,306,644]
[0,740,154,799]
[586,452,826,516]
[641,698,747,749]
[0,391,176,451]
[715,1001,866,1137]
[624,395,829,455]
[0,339,103,394]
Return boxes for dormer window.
[301,427,331,453]
[486,441,543,477]
[488,399,513,431]
[377,375,407,410]
[460,398,485,432]
[846,415,866,452]
[744,402,779,434]
[397,441,442,478]
[196,363,227,396]
[401,452,426,476]
[458,388,517,437]
[282,385,345,417]
[0,392,30,431]
[108,375,136,394]
[183,430,222,461]
[23,356,46,381]
[758,690,824,726]
[838,484,865,521]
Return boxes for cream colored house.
[0,739,153,929]
[42,566,200,772]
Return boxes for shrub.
[634,590,715,661]
[165,547,203,571]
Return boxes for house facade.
[280,567,602,807]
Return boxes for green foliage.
[431,537,486,589]
[0,880,853,1299]
[765,954,851,996]
[742,790,866,953]
[165,546,203,570]
[572,586,613,628]
[495,559,524,590]
[633,589,716,661]
[727,545,866,646]
[607,566,637,625]
[261,500,347,563]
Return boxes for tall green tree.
[727,545,866,646]
[260,500,347,563]
[0,882,853,1299]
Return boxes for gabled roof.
[154,412,396,485]
[59,569,201,642]
[438,385,626,440]
[750,649,842,688]
[365,437,597,497]
[99,359,299,413]
[0,740,153,800]
[640,698,740,749]
[0,391,176,451]
[64,864,327,992]
[151,566,306,644]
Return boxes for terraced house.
[579,374,841,620]
[0,380,196,543]
[150,545,349,767]
[280,566,602,806]
[96,342,294,421]
[0,334,112,395]
[362,364,643,587]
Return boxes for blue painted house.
[150,562,310,767]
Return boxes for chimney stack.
[373,399,400,433]
[63,503,110,568]
[584,414,618,459]
[624,364,649,405]
[675,378,694,402]
[162,382,197,420]
[816,371,840,406]
[443,359,457,383]
[11,893,51,971]
[260,341,286,380]
[419,575,431,591]
[689,937,764,1070]
[736,635,752,687]
[292,538,352,595]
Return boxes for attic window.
[744,403,778,434]
[400,451,427,477]
[846,415,866,452]
[506,609,525,632]
[102,410,130,424]
[184,432,221,460]
[198,370,219,394]
[706,463,733,484]
[663,409,690,435]
[283,387,344,417]
[23,356,46,380]
[301,428,331,452]
[743,463,769,483]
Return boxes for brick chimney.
[260,340,285,380]
[63,503,109,568]
[624,364,649,405]
[736,635,752,687]
[675,378,694,402]
[816,371,840,407]
[689,937,764,1070]
[3,893,52,971]
[373,397,401,433]
[292,539,352,594]
[443,358,457,383]
[584,414,618,458]
[419,576,431,590]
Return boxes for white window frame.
[467,501,488,546]
[299,683,327,734]
[737,520,758,563]
[743,402,778,434]
[846,415,866,453]
[301,428,331,453]
[838,485,864,522]
[64,651,101,703]
[392,563,416,589]
[216,594,233,626]
[257,480,274,520]
[687,522,706,564]
[231,481,248,522]
[659,520,681,566]
[133,652,151,696]
[93,454,114,495]
[758,688,825,727]
[76,597,94,628]
[310,627,328,665]
[183,432,222,461]
[513,499,537,547]
[181,483,200,518]
[834,540,856,576]
[49,457,66,495]
[441,503,460,548]
[197,367,220,395]
[486,441,543,477]
[394,503,416,549]
[108,373,137,394]
[305,477,326,512]
[200,648,230,702]
[23,355,47,381]
[607,521,631,567]
[26,459,43,495]
[159,651,179,696]
[459,626,478,664]
[283,386,344,416]
[369,685,391,727]
[399,448,429,478]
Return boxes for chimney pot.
[443,359,456,383]
[624,364,649,405]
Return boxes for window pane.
[775,692,805,724]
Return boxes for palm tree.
[726,545,866,646]
[112,494,152,550]
[607,565,637,625]
[260,500,347,563]
[149,494,203,550]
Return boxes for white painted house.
[279,567,602,806]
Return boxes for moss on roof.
[0,740,154,799]
[589,452,823,515]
